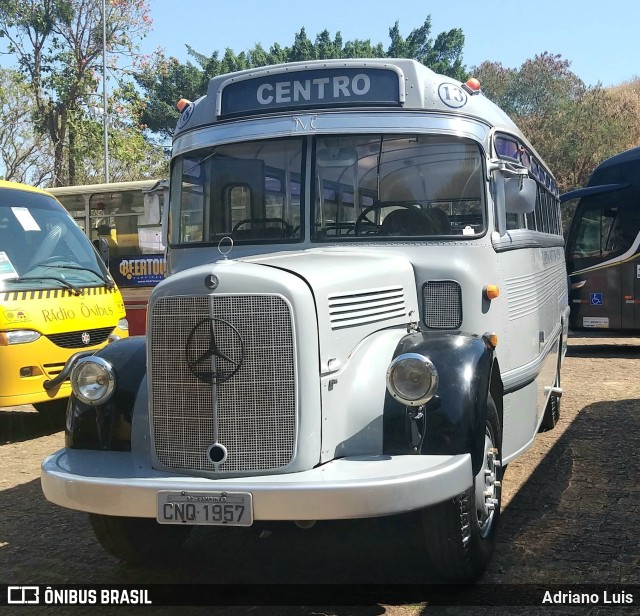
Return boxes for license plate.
[157,491,253,526]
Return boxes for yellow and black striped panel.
[1,286,118,302]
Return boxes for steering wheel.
[354,204,386,236]
[354,203,433,236]
[232,217,292,236]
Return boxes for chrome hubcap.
[474,434,501,538]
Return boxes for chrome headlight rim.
[386,352,439,406]
[70,356,116,406]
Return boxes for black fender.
[66,336,147,450]
[383,331,499,475]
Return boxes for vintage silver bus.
[42,59,569,583]
[563,147,640,331]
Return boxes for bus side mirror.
[504,177,537,215]
[490,160,536,236]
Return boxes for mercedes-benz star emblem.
[205,274,219,290]
[81,331,91,345]
[185,317,244,384]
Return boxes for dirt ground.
[1,333,639,615]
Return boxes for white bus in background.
[42,59,569,583]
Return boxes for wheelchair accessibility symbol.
[590,293,603,305]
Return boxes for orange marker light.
[484,284,500,300]
[483,332,499,348]
[465,77,481,92]
[176,98,192,112]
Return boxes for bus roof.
[588,147,640,189]
[174,58,525,141]
[595,146,640,171]
[46,179,165,197]
[0,179,54,197]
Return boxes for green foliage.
[0,67,54,184]
[0,0,156,186]
[135,17,467,138]
[2,4,636,201]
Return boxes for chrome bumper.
[42,449,472,520]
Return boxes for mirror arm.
[488,158,529,178]
[492,170,507,237]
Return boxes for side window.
[495,133,561,236]
[605,208,637,255]
[571,206,615,258]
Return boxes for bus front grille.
[150,295,296,473]
[45,326,114,348]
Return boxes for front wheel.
[89,514,192,564]
[422,397,502,583]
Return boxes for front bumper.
[42,449,472,520]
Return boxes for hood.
[151,247,419,375]
[246,247,419,373]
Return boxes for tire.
[540,370,561,432]
[89,514,192,564]
[422,396,502,583]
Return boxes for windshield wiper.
[36,264,115,288]
[13,276,82,295]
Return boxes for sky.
[139,0,639,88]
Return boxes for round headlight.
[386,353,438,406]
[70,356,115,405]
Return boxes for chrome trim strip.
[172,112,490,158]
[492,229,565,252]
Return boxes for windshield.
[566,191,640,269]
[170,138,304,245]
[0,188,111,291]
[313,135,485,239]
[170,134,485,245]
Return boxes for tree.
[0,67,53,184]
[607,78,640,152]
[474,53,635,193]
[0,0,153,186]
[135,17,467,139]
[69,81,168,183]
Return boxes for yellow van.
[0,180,128,411]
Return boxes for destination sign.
[220,67,401,117]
